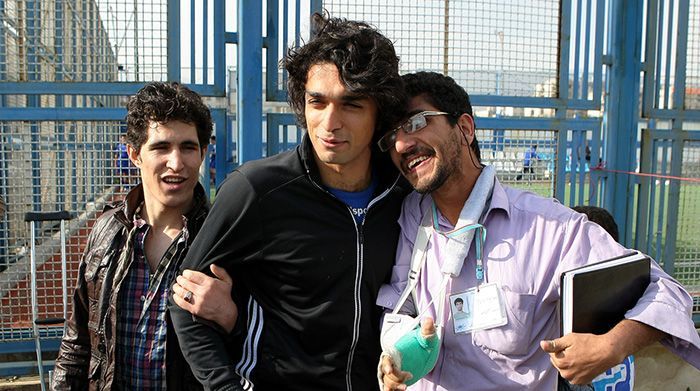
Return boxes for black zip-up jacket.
[170,135,409,390]
[52,184,209,391]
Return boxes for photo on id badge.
[450,293,473,333]
[450,283,508,334]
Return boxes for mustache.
[399,146,435,162]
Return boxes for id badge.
[449,282,508,334]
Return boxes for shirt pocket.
[472,289,537,356]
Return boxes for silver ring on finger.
[183,290,193,303]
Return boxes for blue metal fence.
[0,0,698,376]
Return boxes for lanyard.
[391,202,488,328]
[431,202,487,285]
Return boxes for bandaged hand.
[379,317,438,389]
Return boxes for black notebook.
[560,251,651,335]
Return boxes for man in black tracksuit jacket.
[169,14,410,390]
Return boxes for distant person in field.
[208,135,217,185]
[516,144,538,180]
[115,134,135,192]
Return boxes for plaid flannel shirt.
[114,214,189,390]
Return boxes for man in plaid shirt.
[53,82,237,390]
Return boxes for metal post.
[213,0,226,94]
[25,0,42,214]
[237,0,263,163]
[60,220,68,330]
[602,0,643,245]
[190,0,196,83]
[662,0,690,272]
[0,0,7,258]
[29,220,46,391]
[0,0,6,108]
[167,0,181,82]
[555,0,573,201]
[310,0,323,15]
[56,0,66,209]
[265,0,283,102]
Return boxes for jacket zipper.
[307,170,401,390]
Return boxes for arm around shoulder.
[170,170,259,389]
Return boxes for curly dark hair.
[283,12,406,141]
[402,72,481,162]
[125,82,213,151]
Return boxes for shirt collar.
[428,174,511,229]
[484,176,510,220]
[132,202,148,228]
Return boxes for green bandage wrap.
[393,326,440,386]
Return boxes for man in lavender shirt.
[376,71,700,390]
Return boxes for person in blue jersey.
[208,135,217,185]
[517,144,539,180]
[115,134,136,191]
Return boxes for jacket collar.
[298,133,405,193]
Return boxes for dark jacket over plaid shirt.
[52,183,209,391]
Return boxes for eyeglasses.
[377,111,449,152]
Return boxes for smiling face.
[304,63,377,186]
[390,95,473,194]
[128,120,205,215]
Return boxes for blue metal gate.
[0,0,235,374]
[0,0,698,376]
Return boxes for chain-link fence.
[0,121,131,341]
[0,0,168,84]
[476,129,558,197]
[322,0,699,322]
[676,140,700,297]
[1,0,699,351]
[324,1,561,98]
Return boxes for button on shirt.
[115,216,189,390]
[377,178,700,390]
